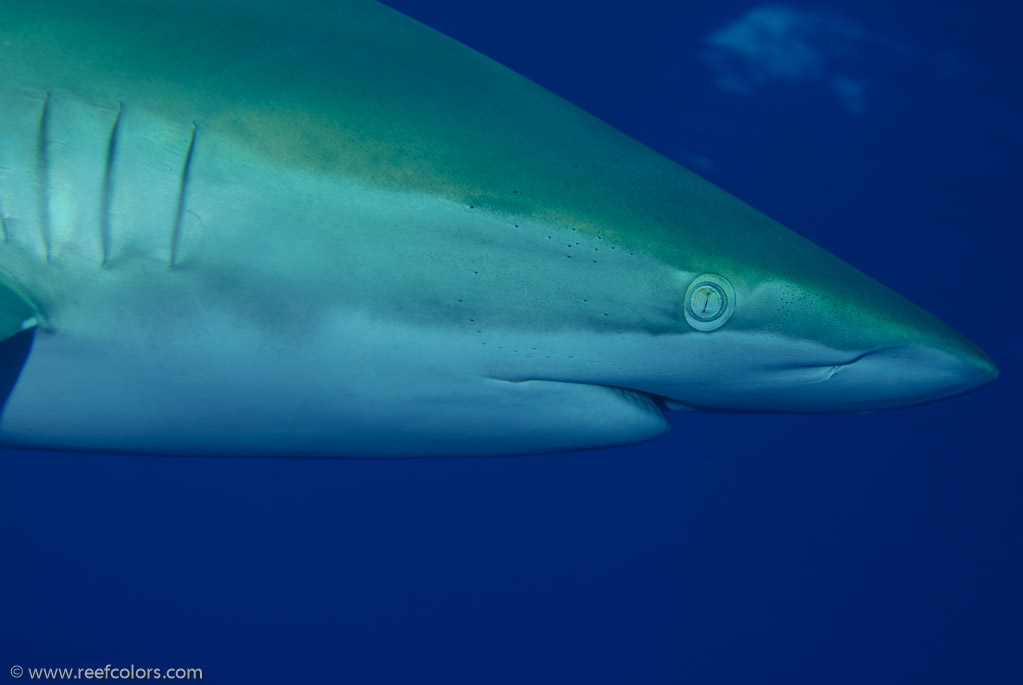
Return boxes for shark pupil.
[693,284,724,319]
[690,284,725,321]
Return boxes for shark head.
[662,272,996,414]
[590,196,998,414]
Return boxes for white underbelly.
[0,309,668,457]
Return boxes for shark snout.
[737,270,999,412]
[951,340,999,386]
[808,338,997,411]
[845,283,999,409]
[653,277,998,414]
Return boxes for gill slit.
[170,123,197,268]
[100,102,123,267]
[36,92,52,261]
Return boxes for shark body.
[0,0,996,457]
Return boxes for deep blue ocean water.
[2,1,1019,683]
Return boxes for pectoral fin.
[478,378,670,455]
[0,279,39,414]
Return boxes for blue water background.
[2,1,1020,682]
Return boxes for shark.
[0,0,997,457]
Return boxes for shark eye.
[684,273,735,331]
